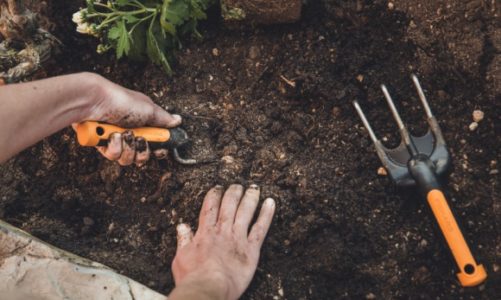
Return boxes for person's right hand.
[75,73,182,166]
[169,185,276,300]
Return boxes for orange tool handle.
[75,121,171,147]
[427,189,487,286]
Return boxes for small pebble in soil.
[493,264,500,272]
[366,292,376,299]
[377,167,388,176]
[418,239,428,249]
[140,197,146,203]
[222,155,235,164]
[356,74,364,82]
[469,122,478,131]
[387,2,395,10]
[108,222,115,233]
[472,110,484,122]
[332,106,341,117]
[278,288,284,297]
[83,217,95,226]
[249,46,260,60]
[489,169,499,175]
[212,48,220,56]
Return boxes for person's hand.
[79,73,181,166]
[170,184,276,300]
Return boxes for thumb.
[176,223,193,250]
[147,105,183,128]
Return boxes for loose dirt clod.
[472,110,484,122]
[377,167,387,176]
[469,122,479,131]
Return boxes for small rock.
[108,222,115,233]
[409,20,417,28]
[356,74,364,82]
[83,217,95,226]
[212,48,220,56]
[489,169,499,175]
[437,90,448,100]
[222,155,235,164]
[332,106,341,117]
[377,167,388,176]
[278,288,284,297]
[366,292,376,299]
[249,46,260,60]
[493,264,499,272]
[412,266,431,285]
[140,197,146,203]
[419,239,428,248]
[472,110,484,122]
[469,122,478,131]
[387,2,395,10]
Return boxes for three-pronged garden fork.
[353,75,487,287]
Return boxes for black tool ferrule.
[408,155,441,193]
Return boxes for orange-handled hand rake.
[353,75,487,287]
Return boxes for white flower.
[72,9,87,25]
[76,22,90,34]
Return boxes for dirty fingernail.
[172,114,182,123]
[264,198,275,207]
[249,184,259,190]
[136,138,147,152]
[214,185,223,190]
[176,223,191,234]
[123,131,134,144]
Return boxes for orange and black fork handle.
[410,157,487,287]
[75,121,189,150]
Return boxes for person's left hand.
[170,184,276,300]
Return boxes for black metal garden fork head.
[353,75,451,188]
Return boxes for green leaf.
[86,0,95,14]
[128,22,147,61]
[146,21,172,75]
[162,0,189,26]
[116,0,129,6]
[108,25,121,40]
[116,19,130,59]
[123,14,139,24]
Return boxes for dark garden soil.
[1,0,500,299]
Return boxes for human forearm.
[0,72,181,163]
[0,72,99,162]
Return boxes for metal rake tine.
[353,100,379,144]
[411,74,434,119]
[381,84,419,155]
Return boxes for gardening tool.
[353,75,487,287]
[75,121,203,165]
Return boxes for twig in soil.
[279,74,296,87]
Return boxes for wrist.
[171,270,233,300]
[72,72,108,122]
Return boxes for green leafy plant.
[73,0,213,75]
